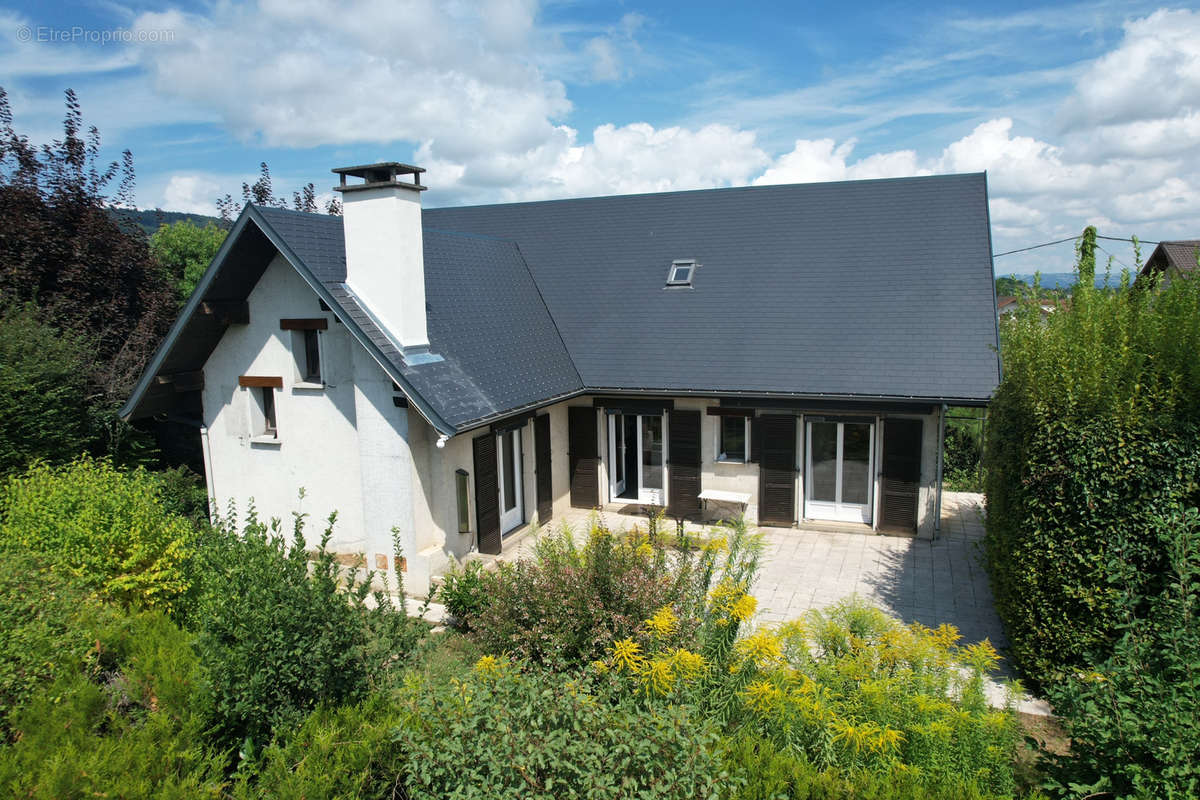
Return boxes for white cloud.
[1060,9,1200,131]
[131,1,572,160]
[754,138,923,185]
[160,174,221,215]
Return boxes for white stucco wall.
[200,254,418,577]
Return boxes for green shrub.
[718,733,1042,800]
[0,456,198,617]
[0,609,226,799]
[232,697,404,800]
[435,558,490,631]
[0,547,101,739]
[196,506,425,753]
[943,414,984,492]
[470,516,759,670]
[393,657,724,799]
[0,304,95,474]
[597,596,1023,797]
[1043,507,1200,800]
[984,235,1200,684]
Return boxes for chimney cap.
[332,162,427,193]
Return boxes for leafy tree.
[994,275,1028,296]
[216,161,341,224]
[0,87,177,401]
[150,219,228,302]
[0,305,94,474]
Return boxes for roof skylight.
[666,259,695,287]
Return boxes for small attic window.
[666,260,695,287]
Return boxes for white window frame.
[666,259,695,286]
[715,415,750,463]
[246,386,281,444]
[291,328,324,388]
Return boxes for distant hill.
[1005,273,1119,290]
[110,208,224,238]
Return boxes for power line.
[993,233,1158,259]
[993,236,1080,257]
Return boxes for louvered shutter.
[668,410,701,517]
[473,434,501,554]
[535,414,553,523]
[568,407,600,508]
[758,414,797,526]
[880,419,923,532]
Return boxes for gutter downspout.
[934,403,946,540]
[200,426,217,525]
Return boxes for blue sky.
[3,0,1199,274]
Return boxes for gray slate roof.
[255,207,582,430]
[124,173,1001,433]
[424,173,1000,402]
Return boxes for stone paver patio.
[751,492,1005,648]
[554,492,1049,714]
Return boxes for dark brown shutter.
[473,433,501,554]
[758,414,797,526]
[880,418,923,532]
[667,409,701,517]
[567,407,600,508]
[535,414,553,523]
[749,416,762,463]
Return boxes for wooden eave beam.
[199,300,250,325]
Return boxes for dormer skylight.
[666,259,696,287]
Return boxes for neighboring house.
[997,294,1066,321]
[1138,239,1200,287]
[122,165,1001,593]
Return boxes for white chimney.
[333,163,429,351]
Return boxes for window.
[291,329,322,385]
[666,259,695,286]
[281,318,328,386]
[718,415,748,462]
[239,376,282,442]
[456,469,471,533]
[261,387,277,436]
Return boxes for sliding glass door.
[805,420,874,523]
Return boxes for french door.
[805,420,874,524]
[608,413,665,505]
[497,428,524,533]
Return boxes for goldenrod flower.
[473,655,503,675]
[645,605,678,637]
[641,656,675,695]
[743,680,784,713]
[702,535,728,553]
[730,593,757,622]
[670,648,707,680]
[611,638,644,672]
[736,629,783,665]
[635,542,655,559]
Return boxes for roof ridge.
[425,171,986,213]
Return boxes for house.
[121,164,1001,593]
[997,294,1067,320]
[1138,239,1200,287]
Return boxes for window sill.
[293,381,325,391]
[715,456,748,465]
[250,435,282,446]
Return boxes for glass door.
[608,412,627,499]
[805,420,874,523]
[638,415,664,505]
[498,428,524,533]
